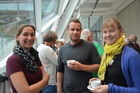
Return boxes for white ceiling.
[76,0,135,19]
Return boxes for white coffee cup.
[67,60,75,66]
[90,80,101,89]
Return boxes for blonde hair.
[102,18,123,31]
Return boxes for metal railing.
[0,73,11,93]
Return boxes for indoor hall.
[0,0,140,93]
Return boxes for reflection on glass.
[0,0,35,59]
[0,0,59,60]
[42,0,58,26]
[90,16,102,45]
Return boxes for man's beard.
[70,37,80,42]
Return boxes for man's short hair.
[68,19,82,30]
[129,34,137,42]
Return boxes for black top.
[103,53,127,87]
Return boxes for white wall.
[117,0,140,45]
[102,14,117,22]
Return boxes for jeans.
[42,85,57,93]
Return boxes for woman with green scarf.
[88,18,140,93]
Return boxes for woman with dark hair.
[6,24,50,93]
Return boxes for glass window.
[90,16,102,45]
[0,0,35,59]
[42,0,59,26]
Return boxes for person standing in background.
[56,39,66,55]
[57,19,101,93]
[89,18,140,93]
[37,30,58,93]
[6,24,50,93]
[129,34,140,49]
[125,37,140,53]
[81,29,104,78]
[81,29,104,57]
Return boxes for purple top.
[6,54,42,93]
[134,42,140,49]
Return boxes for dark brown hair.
[68,19,82,30]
